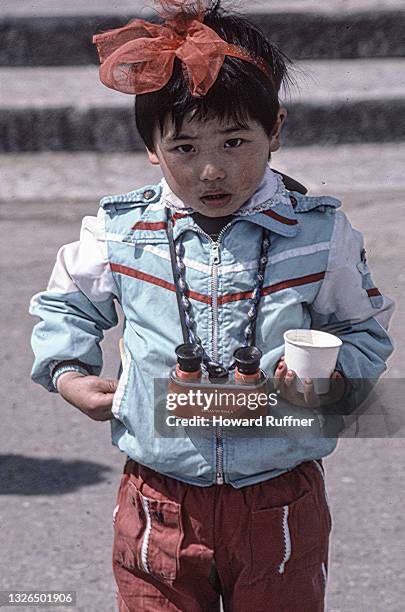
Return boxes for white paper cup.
[283,329,342,394]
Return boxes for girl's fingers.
[303,378,320,407]
[284,370,295,388]
[95,379,119,393]
[274,361,287,389]
[95,393,116,407]
[329,371,345,402]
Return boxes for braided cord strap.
[243,228,271,348]
[167,215,190,344]
[173,238,217,372]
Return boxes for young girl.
[30,1,394,610]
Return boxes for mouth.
[200,193,232,206]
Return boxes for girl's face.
[147,111,285,217]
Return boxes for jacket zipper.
[194,223,232,485]
[211,239,224,485]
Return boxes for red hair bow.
[93,17,272,97]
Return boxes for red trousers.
[112,459,331,612]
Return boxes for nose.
[199,160,226,182]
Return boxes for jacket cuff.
[51,361,91,392]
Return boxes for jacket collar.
[125,166,300,243]
[161,165,281,213]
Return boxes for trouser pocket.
[113,474,183,584]
[245,462,331,584]
[250,490,329,578]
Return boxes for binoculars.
[175,343,262,376]
[168,343,270,420]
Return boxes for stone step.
[1,3,404,66]
[1,143,403,205]
[3,0,404,16]
[1,60,404,152]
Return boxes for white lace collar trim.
[160,166,291,216]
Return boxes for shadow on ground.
[0,454,113,495]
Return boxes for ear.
[269,106,287,153]
[147,148,160,165]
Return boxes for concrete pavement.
[1,141,405,201]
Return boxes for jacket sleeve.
[309,211,395,407]
[29,212,119,392]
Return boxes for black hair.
[135,1,294,152]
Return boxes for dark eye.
[225,138,243,149]
[176,144,195,154]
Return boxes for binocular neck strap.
[167,214,190,344]
[167,212,271,371]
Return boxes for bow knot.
[93,17,273,97]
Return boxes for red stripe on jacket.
[110,264,210,304]
[172,212,190,222]
[111,264,325,305]
[262,210,298,225]
[262,271,326,296]
[220,271,326,304]
[132,221,167,231]
[131,213,190,231]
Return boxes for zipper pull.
[212,242,221,264]
[216,472,224,485]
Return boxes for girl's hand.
[56,372,118,421]
[274,356,345,407]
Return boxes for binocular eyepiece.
[233,346,262,375]
[175,343,203,373]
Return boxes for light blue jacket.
[30,170,394,488]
